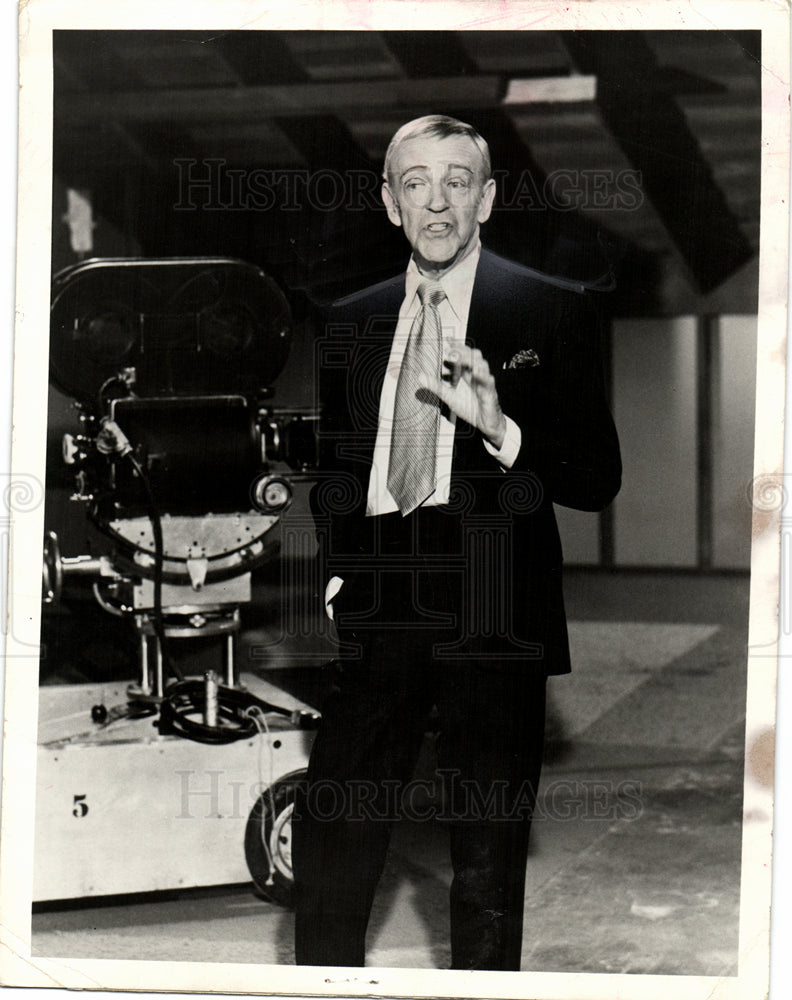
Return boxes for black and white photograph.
[1,2,789,998]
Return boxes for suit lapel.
[467,250,551,373]
[466,249,505,360]
[345,276,404,469]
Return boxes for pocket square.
[504,348,540,369]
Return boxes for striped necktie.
[387,280,446,515]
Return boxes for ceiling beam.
[381,31,479,77]
[212,32,310,86]
[58,76,506,125]
[275,115,378,172]
[561,31,754,292]
[58,71,602,127]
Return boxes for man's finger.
[422,373,452,403]
[443,351,463,387]
[446,341,472,366]
[444,342,476,387]
[422,374,476,427]
[470,353,495,388]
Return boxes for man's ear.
[477,178,496,224]
[382,183,402,228]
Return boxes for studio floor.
[32,570,751,975]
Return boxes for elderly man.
[292,115,621,971]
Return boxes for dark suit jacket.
[311,249,621,675]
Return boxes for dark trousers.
[292,510,547,970]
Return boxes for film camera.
[38,258,319,904]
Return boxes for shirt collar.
[404,239,481,324]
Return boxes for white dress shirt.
[366,243,521,516]
[325,243,521,616]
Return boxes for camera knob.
[251,474,292,513]
[62,433,79,465]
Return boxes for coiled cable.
[158,679,318,745]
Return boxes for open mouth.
[425,223,452,234]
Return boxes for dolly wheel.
[244,769,307,907]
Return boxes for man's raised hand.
[423,340,507,450]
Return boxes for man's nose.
[426,182,449,211]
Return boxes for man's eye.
[447,179,470,191]
[404,179,426,190]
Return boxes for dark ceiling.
[52,29,761,317]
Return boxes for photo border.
[2,2,788,998]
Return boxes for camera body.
[37,258,320,902]
[45,256,318,696]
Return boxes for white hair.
[383,115,492,185]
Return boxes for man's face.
[382,134,496,275]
